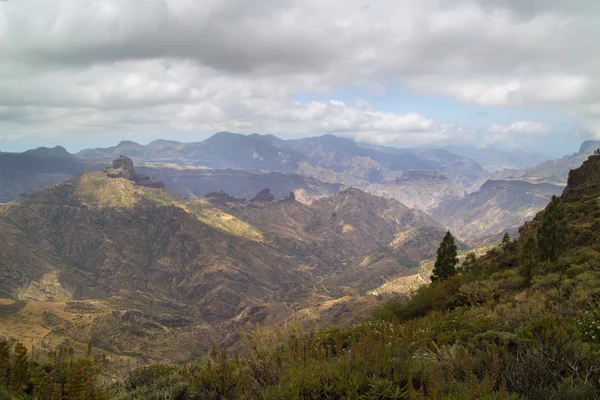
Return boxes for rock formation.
[250,188,276,202]
[105,155,165,189]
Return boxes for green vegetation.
[430,231,459,283]
[537,195,566,262]
[4,156,600,399]
[0,342,106,399]
[501,233,510,247]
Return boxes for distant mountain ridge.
[444,144,552,171]
[0,150,105,203]
[77,132,491,188]
[1,133,586,247]
[493,140,600,185]
[0,145,343,205]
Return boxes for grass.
[75,172,140,208]
[67,172,265,241]
[185,200,264,241]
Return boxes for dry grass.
[75,172,140,208]
[186,200,264,241]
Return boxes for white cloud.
[485,121,551,147]
[489,121,551,135]
[0,0,599,147]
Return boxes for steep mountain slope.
[431,179,563,245]
[221,187,447,291]
[0,158,446,363]
[1,168,306,317]
[360,171,466,211]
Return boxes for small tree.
[461,251,479,279]
[520,237,538,286]
[502,233,511,247]
[537,195,567,262]
[431,231,459,283]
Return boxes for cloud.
[489,121,551,135]
[485,121,551,147]
[0,0,599,147]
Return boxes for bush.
[373,276,463,322]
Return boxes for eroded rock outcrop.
[566,154,600,190]
[105,155,165,189]
[250,188,276,202]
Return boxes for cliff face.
[565,154,600,192]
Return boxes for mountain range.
[1,132,599,369]
[3,133,596,246]
[0,157,447,363]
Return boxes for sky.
[1,0,599,156]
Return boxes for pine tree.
[537,195,567,261]
[501,233,510,247]
[520,237,538,286]
[431,231,459,283]
[9,342,28,394]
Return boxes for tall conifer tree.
[431,231,459,283]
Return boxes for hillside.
[361,173,465,212]
[5,154,600,399]
[118,155,600,397]
[431,179,564,245]
[0,157,446,366]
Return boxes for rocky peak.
[105,155,165,189]
[109,155,138,180]
[250,188,276,202]
[281,191,296,203]
[565,155,600,191]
